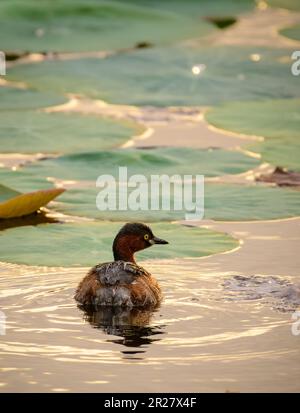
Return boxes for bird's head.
[112,222,168,262]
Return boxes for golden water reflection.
[0,257,299,392]
[79,304,166,350]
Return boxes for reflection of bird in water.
[79,304,165,349]
[75,223,168,307]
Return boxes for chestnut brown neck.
[113,235,138,263]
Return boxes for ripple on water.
[222,275,300,312]
[0,260,299,391]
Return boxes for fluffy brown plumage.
[74,223,168,307]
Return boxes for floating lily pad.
[0,87,67,110]
[0,110,137,154]
[204,183,300,220]
[280,25,300,41]
[0,151,300,222]
[0,182,65,219]
[0,168,54,193]
[252,138,300,172]
[125,0,254,18]
[0,0,214,53]
[47,182,300,222]
[0,184,19,203]
[22,147,260,181]
[205,99,300,171]
[7,46,300,106]
[50,186,201,222]
[0,221,238,267]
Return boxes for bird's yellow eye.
[144,234,149,240]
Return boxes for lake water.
[1,232,300,393]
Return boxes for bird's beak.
[151,236,169,245]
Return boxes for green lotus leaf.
[3,164,299,222]
[205,99,300,171]
[280,25,300,42]
[126,0,254,17]
[204,183,300,220]
[22,147,260,181]
[251,138,300,172]
[0,110,138,154]
[0,183,19,203]
[7,46,300,106]
[0,221,238,267]
[0,0,214,53]
[0,168,54,193]
[0,87,67,110]
[50,182,300,222]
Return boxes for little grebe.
[75,223,168,307]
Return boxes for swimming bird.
[75,223,168,307]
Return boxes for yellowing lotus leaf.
[0,187,65,219]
